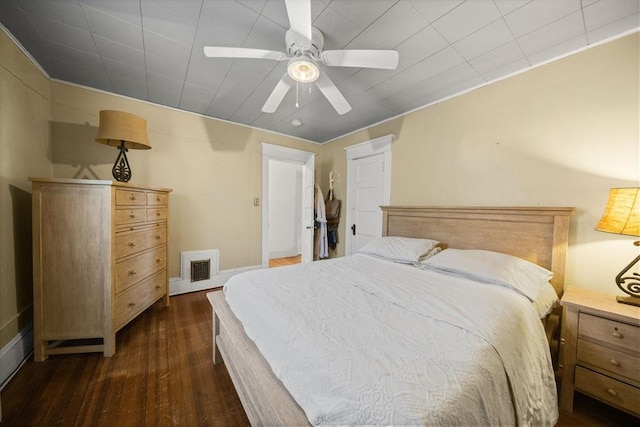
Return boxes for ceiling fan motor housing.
[285,27,324,59]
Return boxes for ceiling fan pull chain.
[296,82,299,108]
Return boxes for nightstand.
[560,286,640,417]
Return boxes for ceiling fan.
[203,0,399,115]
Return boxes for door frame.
[262,143,316,268]
[344,134,393,255]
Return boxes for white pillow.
[532,281,559,318]
[356,237,439,264]
[421,249,553,301]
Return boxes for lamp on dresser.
[596,187,640,306]
[95,110,151,182]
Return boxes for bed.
[207,206,574,425]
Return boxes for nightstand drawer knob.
[128,301,136,307]
[612,331,623,339]
[129,212,136,218]
[156,258,162,263]
[609,358,621,367]
[128,269,137,275]
[128,242,136,247]
[607,388,618,397]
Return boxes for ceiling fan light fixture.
[287,58,319,83]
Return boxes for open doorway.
[267,159,303,267]
[261,143,315,269]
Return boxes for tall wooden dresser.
[31,178,171,361]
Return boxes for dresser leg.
[103,334,116,357]
[34,340,45,362]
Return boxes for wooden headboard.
[381,206,575,296]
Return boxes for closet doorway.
[261,143,315,269]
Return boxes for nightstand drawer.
[115,189,146,206]
[575,366,640,416]
[577,339,640,382]
[578,312,640,354]
[115,226,167,259]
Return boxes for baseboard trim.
[169,264,262,296]
[0,323,33,390]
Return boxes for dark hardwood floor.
[1,289,637,426]
[1,290,249,426]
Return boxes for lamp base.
[112,140,131,182]
[616,295,640,307]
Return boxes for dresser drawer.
[575,366,640,416]
[578,313,640,354]
[147,207,168,222]
[577,339,640,383]
[115,208,146,226]
[115,270,166,330]
[115,246,167,294]
[115,189,146,206]
[147,192,167,206]
[115,226,167,259]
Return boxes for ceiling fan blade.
[284,0,312,47]
[314,73,351,115]
[321,50,399,70]
[204,46,287,61]
[262,74,295,113]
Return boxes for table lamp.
[95,110,151,182]
[596,187,640,306]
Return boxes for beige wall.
[0,30,52,349]
[48,82,320,276]
[319,32,640,294]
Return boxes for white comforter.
[224,254,558,426]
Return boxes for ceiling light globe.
[287,59,319,83]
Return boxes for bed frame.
[207,206,575,426]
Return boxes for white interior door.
[349,154,385,252]
[345,134,393,255]
[300,154,315,263]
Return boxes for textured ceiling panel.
[1,0,637,143]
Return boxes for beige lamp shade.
[596,187,640,237]
[95,110,151,150]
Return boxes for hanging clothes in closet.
[325,172,341,252]
[314,184,328,260]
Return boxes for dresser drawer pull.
[609,359,621,367]
[128,301,137,307]
[156,210,161,216]
[129,212,136,218]
[156,196,161,202]
[128,242,136,247]
[155,258,162,264]
[607,388,618,397]
[612,331,624,339]
[130,194,137,201]
[155,285,161,289]
[128,269,137,276]
[155,235,161,240]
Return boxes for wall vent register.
[191,259,211,282]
